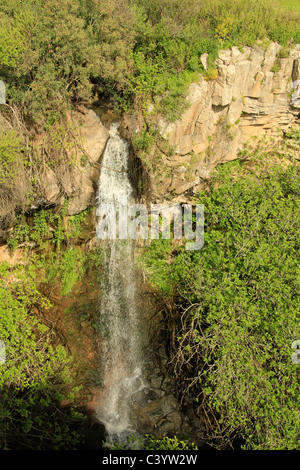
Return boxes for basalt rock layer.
[123,42,300,203]
[37,42,300,213]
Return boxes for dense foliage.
[141,142,300,449]
[0,0,299,451]
[0,0,299,228]
[0,204,98,449]
[0,260,83,449]
[0,0,299,124]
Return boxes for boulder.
[66,107,109,164]
[66,173,95,216]
[42,168,62,205]
[42,107,110,214]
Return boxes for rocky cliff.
[123,42,300,203]
[40,42,300,212]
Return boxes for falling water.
[95,121,144,446]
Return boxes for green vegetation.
[110,433,199,450]
[0,260,83,449]
[141,137,300,449]
[0,205,96,449]
[0,0,299,451]
[278,0,300,13]
[0,0,299,125]
[143,434,198,450]
[0,0,298,223]
[7,204,91,295]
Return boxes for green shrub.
[110,433,198,450]
[0,0,100,122]
[0,0,299,128]
[0,262,82,449]
[0,6,32,68]
[141,151,300,450]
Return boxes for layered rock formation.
[127,42,300,202]
[42,42,300,210]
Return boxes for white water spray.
[95,122,143,445]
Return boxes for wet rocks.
[129,384,188,438]
[125,348,203,445]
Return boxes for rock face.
[136,42,300,202]
[42,43,300,212]
[41,107,109,215]
[0,80,6,104]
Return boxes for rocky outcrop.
[129,42,300,202]
[41,107,110,215]
[40,43,300,211]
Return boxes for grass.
[278,0,300,12]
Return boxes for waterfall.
[95,121,143,446]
